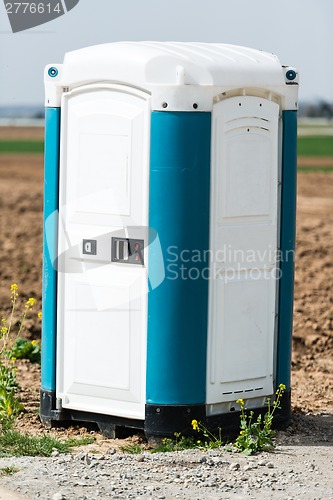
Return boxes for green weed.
[190,421,223,450]
[234,384,286,455]
[11,338,41,364]
[0,284,40,423]
[0,387,23,421]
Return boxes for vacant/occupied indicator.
[111,238,144,265]
[83,239,97,255]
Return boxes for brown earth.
[292,172,333,414]
[0,128,332,447]
[298,156,333,167]
[0,127,44,140]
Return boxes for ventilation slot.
[226,115,269,123]
[222,387,264,396]
[225,116,271,135]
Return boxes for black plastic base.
[40,389,291,439]
[145,390,291,439]
[144,403,206,437]
[40,389,144,437]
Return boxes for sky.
[0,0,332,106]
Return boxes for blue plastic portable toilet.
[40,42,298,438]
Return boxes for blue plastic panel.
[277,110,297,390]
[147,112,211,405]
[41,107,60,391]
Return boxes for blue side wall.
[147,112,211,405]
[41,107,60,392]
[277,110,298,390]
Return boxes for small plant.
[151,432,198,453]
[11,337,41,364]
[0,386,23,421]
[0,284,37,423]
[0,363,18,391]
[150,424,223,454]
[234,383,286,455]
[191,420,223,450]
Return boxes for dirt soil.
[0,127,332,449]
[298,156,333,166]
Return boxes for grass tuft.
[0,430,94,457]
[0,466,19,475]
[120,443,144,454]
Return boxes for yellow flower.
[279,383,286,392]
[191,419,199,431]
[11,357,16,362]
[11,283,18,301]
[1,317,6,324]
[236,399,245,406]
[31,340,37,346]
[25,298,36,310]
[0,326,8,337]
[38,311,42,320]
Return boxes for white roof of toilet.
[45,42,298,110]
[60,42,287,88]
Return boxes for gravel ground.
[0,441,332,500]
[1,413,333,500]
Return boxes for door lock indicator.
[112,238,144,265]
[83,239,97,255]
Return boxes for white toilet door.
[56,85,150,420]
[207,95,280,405]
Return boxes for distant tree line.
[299,101,333,119]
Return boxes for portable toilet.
[40,42,298,438]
